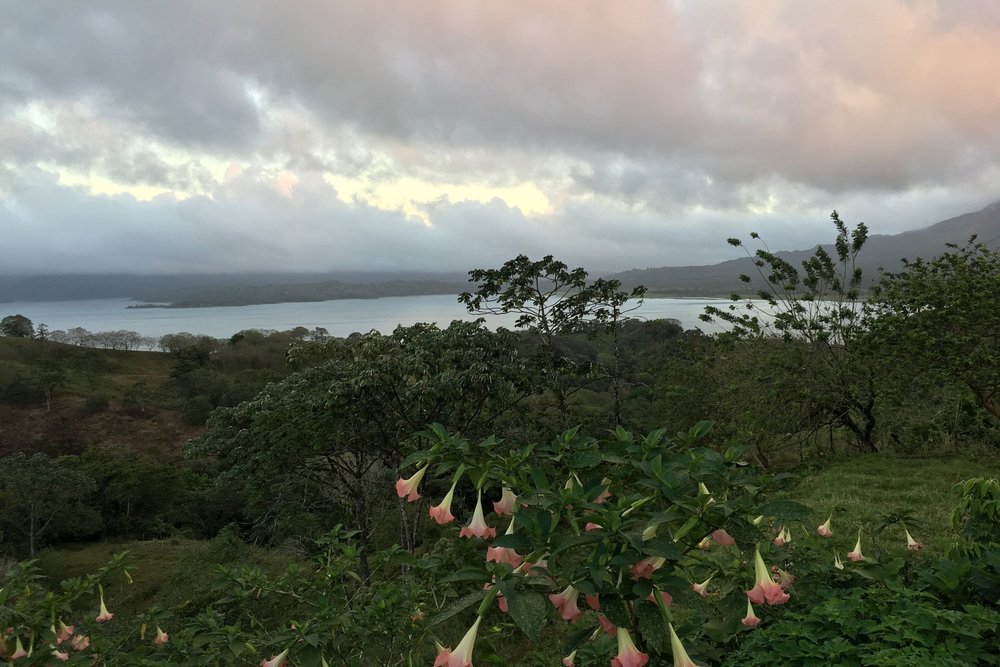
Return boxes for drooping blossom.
[691,575,713,597]
[70,635,90,651]
[711,529,736,547]
[847,530,865,561]
[595,479,612,504]
[611,628,648,667]
[55,621,74,645]
[585,594,600,611]
[834,551,844,570]
[585,522,602,531]
[434,615,482,667]
[816,515,833,538]
[647,589,673,607]
[597,614,617,637]
[562,649,577,666]
[154,626,169,645]
[630,557,665,580]
[746,547,790,605]
[486,518,523,567]
[772,526,791,547]
[696,536,712,549]
[548,585,582,622]
[668,623,702,667]
[493,487,517,515]
[523,556,548,575]
[741,599,761,627]
[752,515,765,526]
[429,480,459,525]
[460,490,497,540]
[904,528,924,552]
[96,589,114,622]
[11,638,28,661]
[395,464,429,502]
[261,648,289,667]
[52,649,70,662]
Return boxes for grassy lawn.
[777,454,999,554]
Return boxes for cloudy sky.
[2,1,999,274]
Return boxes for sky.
[2,0,999,275]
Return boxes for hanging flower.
[904,528,924,552]
[55,621,74,645]
[482,582,508,613]
[11,638,28,661]
[691,575,714,597]
[585,594,600,611]
[460,490,497,539]
[96,588,114,622]
[70,635,90,652]
[772,567,795,590]
[154,626,169,646]
[493,487,517,515]
[647,589,673,607]
[752,515,765,526]
[548,584,582,622]
[585,522,602,531]
[741,599,761,627]
[611,628,649,667]
[261,648,289,667]
[834,551,844,570]
[52,649,70,662]
[486,518,523,566]
[642,524,658,541]
[395,464,429,502]
[772,525,791,546]
[668,623,702,667]
[597,614,618,637]
[434,615,482,667]
[429,480,459,525]
[711,529,736,547]
[816,515,833,537]
[847,529,865,561]
[562,649,577,666]
[746,547,790,605]
[631,557,665,580]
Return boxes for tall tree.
[0,314,34,338]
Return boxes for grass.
[776,454,999,554]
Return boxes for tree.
[0,314,33,338]
[0,453,101,556]
[701,212,879,454]
[188,320,542,568]
[868,239,1000,420]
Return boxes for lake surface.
[1,294,732,339]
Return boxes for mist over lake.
[3,294,732,340]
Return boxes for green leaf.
[492,533,531,552]
[551,532,604,557]
[425,590,486,628]
[636,601,667,653]
[506,590,547,641]
[642,537,682,560]
[601,595,629,627]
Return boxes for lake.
[1,294,733,339]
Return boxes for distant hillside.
[613,201,1000,295]
[0,271,467,304]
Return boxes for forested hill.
[612,200,1000,296]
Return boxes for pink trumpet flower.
[741,599,761,627]
[460,491,497,539]
[598,614,618,637]
[817,515,833,537]
[647,589,673,607]
[429,480,459,525]
[773,567,795,590]
[585,522,602,531]
[482,583,508,613]
[746,547,790,605]
[548,584,583,622]
[55,621,74,645]
[711,529,736,547]
[611,628,649,667]
[668,623,702,667]
[562,649,577,666]
[395,463,428,502]
[434,615,483,667]
[493,487,517,515]
[631,556,665,580]
[96,591,114,622]
[261,648,289,667]
[486,518,523,567]
[691,575,713,597]
[905,528,924,552]
[585,594,601,611]
[772,525,791,547]
[11,638,28,661]
[595,478,612,504]
[154,626,169,645]
[70,635,90,652]
[848,530,865,561]
[52,649,70,662]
